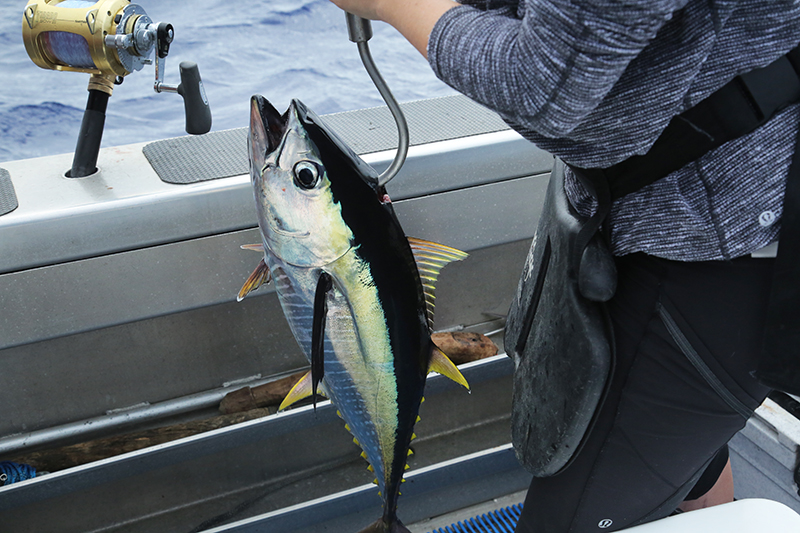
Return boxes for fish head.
[249,95,357,268]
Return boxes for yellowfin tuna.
[240,95,468,532]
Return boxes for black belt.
[568,43,800,394]
[574,45,800,201]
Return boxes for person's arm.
[328,0,458,58]
[428,1,695,137]
[330,0,689,137]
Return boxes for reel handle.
[177,62,212,135]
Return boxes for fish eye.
[293,161,321,190]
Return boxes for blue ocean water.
[0,0,456,163]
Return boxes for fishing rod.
[345,14,409,187]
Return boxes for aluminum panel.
[0,357,517,533]
[203,445,530,533]
[0,174,546,351]
[0,239,526,440]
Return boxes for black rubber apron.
[505,43,800,476]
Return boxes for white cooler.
[624,499,800,532]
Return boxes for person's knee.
[679,459,734,512]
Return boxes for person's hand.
[327,0,458,58]
[328,0,385,21]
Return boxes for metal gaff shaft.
[345,14,409,187]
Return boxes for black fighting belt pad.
[505,160,615,477]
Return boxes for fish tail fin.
[356,518,412,533]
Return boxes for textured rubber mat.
[143,95,509,185]
[430,503,523,533]
[143,127,248,185]
[0,168,19,217]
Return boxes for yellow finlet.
[278,371,314,411]
[429,345,470,390]
[367,465,374,472]
[237,258,272,301]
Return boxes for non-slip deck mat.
[144,95,510,185]
[143,127,248,185]
[0,169,19,217]
[429,503,523,533]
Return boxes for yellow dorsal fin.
[429,346,470,390]
[407,237,468,329]
[237,258,272,302]
[240,243,265,252]
[278,371,315,411]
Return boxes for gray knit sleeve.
[427,0,689,138]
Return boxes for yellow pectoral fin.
[237,258,272,302]
[278,371,324,411]
[429,345,470,391]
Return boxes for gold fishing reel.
[21,0,211,177]
[22,0,165,88]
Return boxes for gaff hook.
[345,14,409,187]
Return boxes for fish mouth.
[250,96,308,155]
[251,96,289,154]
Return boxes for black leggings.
[515,252,773,532]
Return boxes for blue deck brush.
[429,503,524,533]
